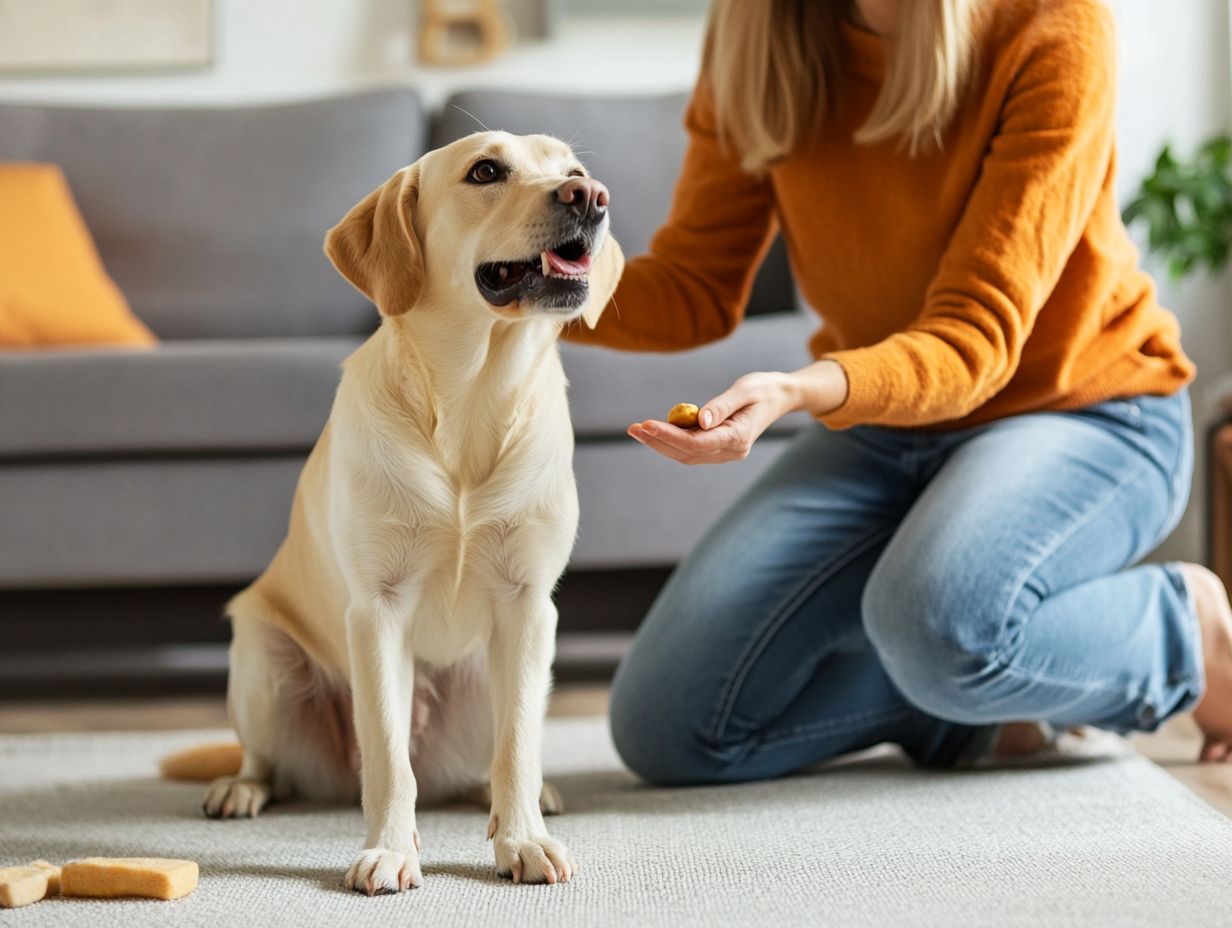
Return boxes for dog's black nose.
[556,176,609,220]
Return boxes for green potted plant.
[1123,135,1232,280]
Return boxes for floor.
[12,717,1228,927]
[0,685,611,731]
[2,687,1228,817]
[1128,712,1232,815]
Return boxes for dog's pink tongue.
[544,249,591,277]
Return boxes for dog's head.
[325,131,623,328]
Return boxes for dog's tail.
[159,742,243,781]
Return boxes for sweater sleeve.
[821,3,1118,429]
[564,83,779,351]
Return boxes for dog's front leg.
[487,595,575,884]
[343,599,423,895]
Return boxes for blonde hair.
[704,0,981,172]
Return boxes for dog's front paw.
[202,776,270,819]
[345,846,423,895]
[492,832,576,884]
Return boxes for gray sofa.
[0,88,813,689]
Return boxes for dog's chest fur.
[325,321,578,666]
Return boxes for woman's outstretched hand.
[627,360,849,465]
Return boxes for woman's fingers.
[700,372,789,429]
[627,427,693,463]
[699,381,752,430]
[629,374,781,465]
[628,421,744,464]
[631,430,724,464]
[632,420,742,456]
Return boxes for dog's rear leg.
[203,614,277,819]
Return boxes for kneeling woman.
[568,0,1232,780]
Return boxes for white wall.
[0,2,705,107]
[0,0,1227,559]
[1109,0,1232,561]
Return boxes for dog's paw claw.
[345,847,422,895]
[202,776,270,819]
[494,835,575,885]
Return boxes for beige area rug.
[0,719,1228,927]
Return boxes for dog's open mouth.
[475,237,592,309]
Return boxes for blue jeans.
[609,391,1198,785]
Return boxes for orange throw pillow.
[0,163,155,348]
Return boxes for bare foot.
[1179,563,1232,763]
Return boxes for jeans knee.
[862,559,1002,720]
[608,652,724,787]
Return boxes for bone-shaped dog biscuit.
[0,863,54,908]
[61,858,198,900]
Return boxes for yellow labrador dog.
[201,131,623,894]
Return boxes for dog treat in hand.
[0,863,57,908]
[667,403,700,429]
[61,858,198,901]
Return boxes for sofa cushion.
[0,91,424,340]
[0,456,305,588]
[0,163,154,348]
[1,312,815,458]
[0,337,360,459]
[0,435,804,587]
[562,311,817,438]
[432,90,798,318]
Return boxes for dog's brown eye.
[468,160,502,184]
[567,169,585,178]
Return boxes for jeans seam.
[993,640,1201,704]
[991,456,1150,672]
[980,649,1194,727]
[987,650,1135,697]
[706,524,897,747]
[759,705,916,749]
[1164,563,1206,693]
[1065,398,1146,436]
[1161,394,1194,537]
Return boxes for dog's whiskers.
[453,104,492,133]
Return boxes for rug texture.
[0,719,1227,927]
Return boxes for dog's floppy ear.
[582,233,625,329]
[324,164,423,316]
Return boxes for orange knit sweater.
[567,0,1193,430]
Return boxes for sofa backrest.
[0,90,424,339]
[431,90,797,318]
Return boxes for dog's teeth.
[541,252,551,278]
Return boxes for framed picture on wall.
[0,0,213,73]
[565,0,707,12]
[508,0,707,41]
